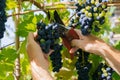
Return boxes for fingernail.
[69,50,72,53]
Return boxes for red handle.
[62,28,79,59]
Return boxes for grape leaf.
[32,16,37,24]
[112,72,120,80]
[114,41,120,50]
[0,48,18,63]
[6,0,17,9]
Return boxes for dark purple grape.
[0,0,7,39]
[94,25,100,32]
[75,3,79,7]
[36,22,63,72]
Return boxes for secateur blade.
[54,10,79,59]
[54,10,65,25]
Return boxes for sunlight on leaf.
[32,16,37,24]
[25,23,36,31]
[7,1,17,9]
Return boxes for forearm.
[96,41,120,75]
[27,37,53,80]
[30,61,53,80]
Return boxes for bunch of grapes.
[0,0,7,39]
[75,0,108,35]
[50,44,63,72]
[75,49,92,80]
[92,63,113,80]
[36,21,63,72]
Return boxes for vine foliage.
[0,0,120,80]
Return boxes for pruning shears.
[54,10,79,59]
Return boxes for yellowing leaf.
[32,16,37,24]
[25,23,36,31]
[7,1,17,9]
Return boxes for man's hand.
[70,29,120,75]
[70,29,105,56]
[27,32,53,80]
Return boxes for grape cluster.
[36,21,63,72]
[92,63,113,80]
[50,44,63,72]
[75,49,92,80]
[75,0,108,35]
[0,0,7,39]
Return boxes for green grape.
[91,0,95,4]
[94,13,99,17]
[88,13,92,17]
[94,7,97,12]
[102,4,107,9]
[85,11,89,16]
[75,0,108,35]
[81,9,86,13]
[86,6,91,10]
[99,13,104,17]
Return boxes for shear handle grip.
[66,28,79,42]
[62,28,79,52]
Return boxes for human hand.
[26,32,53,70]
[27,32,54,80]
[70,29,105,56]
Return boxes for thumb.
[71,39,81,48]
[27,32,34,42]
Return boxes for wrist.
[93,40,110,57]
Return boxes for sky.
[0,11,15,47]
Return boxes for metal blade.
[53,23,69,37]
[54,10,65,25]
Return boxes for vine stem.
[13,0,21,80]
[65,12,77,24]
[7,6,76,17]
[7,1,120,17]
[7,9,43,17]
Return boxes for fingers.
[71,39,82,48]
[70,29,84,52]
[74,29,84,40]
[33,32,38,39]
[69,47,79,54]
[44,50,54,60]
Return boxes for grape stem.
[65,12,77,25]
[0,40,24,50]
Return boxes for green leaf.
[112,72,120,80]
[16,29,28,37]
[17,14,37,37]
[32,16,37,24]
[17,21,28,37]
[25,23,36,31]
[6,0,17,9]
[109,6,116,14]
[114,41,120,50]
[18,40,31,79]
[0,47,17,79]
[0,63,14,79]
[19,40,27,54]
[89,54,103,79]
[112,25,120,34]
[55,70,73,80]
[0,48,17,63]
